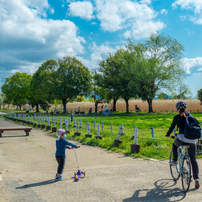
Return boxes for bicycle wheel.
[170,150,180,181]
[181,155,191,192]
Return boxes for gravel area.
[0,118,202,202]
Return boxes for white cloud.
[0,0,86,76]
[124,20,164,39]
[160,9,168,15]
[185,72,202,96]
[77,42,117,70]
[182,57,202,74]
[68,1,94,20]
[172,0,202,24]
[180,15,187,20]
[139,0,151,4]
[94,0,164,39]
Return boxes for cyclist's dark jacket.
[166,112,193,136]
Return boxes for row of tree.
[1,33,201,113]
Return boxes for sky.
[0,0,202,97]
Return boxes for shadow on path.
[123,179,186,202]
[16,179,58,189]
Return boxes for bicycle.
[169,137,192,192]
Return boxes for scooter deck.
[74,170,85,181]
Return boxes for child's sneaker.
[195,179,200,188]
[55,175,62,180]
[169,160,177,166]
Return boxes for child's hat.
[56,129,66,140]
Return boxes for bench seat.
[0,127,32,137]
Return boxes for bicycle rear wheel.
[170,150,180,181]
[181,155,191,192]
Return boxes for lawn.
[1,110,202,160]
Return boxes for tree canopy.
[1,72,32,109]
[197,89,202,105]
[55,56,91,113]
[126,33,185,112]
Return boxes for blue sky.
[0,0,202,97]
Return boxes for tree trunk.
[113,98,117,111]
[95,102,98,113]
[125,99,129,113]
[147,98,153,112]
[62,100,67,114]
[36,103,39,112]
[19,105,21,110]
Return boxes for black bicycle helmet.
[176,101,187,110]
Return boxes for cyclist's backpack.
[184,115,201,139]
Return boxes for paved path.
[0,118,202,202]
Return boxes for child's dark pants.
[56,155,66,174]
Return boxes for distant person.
[89,108,92,114]
[166,101,200,188]
[55,129,79,180]
[70,111,74,122]
[105,105,108,112]
[78,106,80,112]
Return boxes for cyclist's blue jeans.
[173,138,199,180]
[56,155,66,174]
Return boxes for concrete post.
[74,121,81,136]
[85,122,92,138]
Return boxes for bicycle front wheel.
[170,150,180,181]
[181,155,191,192]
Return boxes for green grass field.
[1,109,202,160]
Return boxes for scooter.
[73,148,85,181]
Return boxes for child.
[70,111,74,122]
[55,129,79,180]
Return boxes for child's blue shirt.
[55,139,78,156]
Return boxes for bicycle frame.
[170,145,191,192]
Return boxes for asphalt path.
[0,118,202,202]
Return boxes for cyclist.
[166,101,200,188]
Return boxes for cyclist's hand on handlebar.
[77,145,80,148]
[165,134,171,138]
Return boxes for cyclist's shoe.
[169,160,177,166]
[195,179,200,189]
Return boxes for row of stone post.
[6,113,140,153]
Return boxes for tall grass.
[65,99,202,113]
[1,99,202,113]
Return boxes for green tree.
[0,94,3,109]
[55,56,91,113]
[158,92,169,100]
[99,49,139,113]
[89,72,107,113]
[172,83,192,99]
[127,33,185,112]
[1,72,32,110]
[30,59,58,112]
[197,88,202,105]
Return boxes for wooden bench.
[0,127,32,137]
